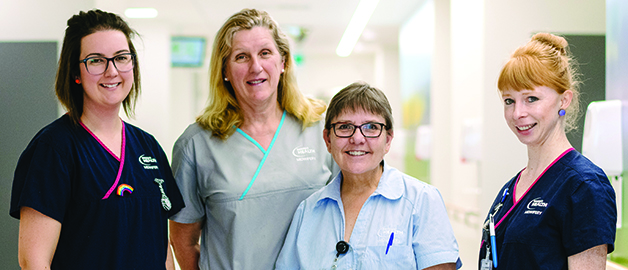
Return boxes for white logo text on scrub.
[524,197,548,215]
[139,154,159,170]
[292,146,316,161]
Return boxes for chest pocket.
[361,245,416,269]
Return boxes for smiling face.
[324,109,393,179]
[78,30,133,114]
[502,85,572,147]
[224,26,285,109]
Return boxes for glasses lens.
[114,54,134,72]
[334,124,355,137]
[85,57,107,75]
[361,123,382,137]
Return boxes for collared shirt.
[276,162,461,270]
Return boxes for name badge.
[480,258,492,270]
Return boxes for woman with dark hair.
[10,9,183,270]
[478,33,616,269]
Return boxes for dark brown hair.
[55,9,141,125]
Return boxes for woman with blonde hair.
[478,33,616,269]
[169,8,338,270]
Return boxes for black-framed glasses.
[331,122,386,138]
[79,53,135,75]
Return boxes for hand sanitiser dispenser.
[582,100,624,228]
[414,125,431,160]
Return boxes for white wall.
[448,0,486,211]
[0,0,93,41]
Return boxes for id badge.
[480,258,492,270]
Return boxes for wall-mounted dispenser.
[415,125,431,160]
[461,118,482,163]
[582,100,624,229]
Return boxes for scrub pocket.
[361,245,416,269]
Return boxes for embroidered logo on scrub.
[292,146,316,161]
[139,154,159,170]
[525,197,548,215]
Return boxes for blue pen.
[385,232,394,254]
[489,215,498,268]
[501,188,509,203]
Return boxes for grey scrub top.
[170,113,338,270]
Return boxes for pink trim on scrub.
[80,120,126,199]
[494,148,575,229]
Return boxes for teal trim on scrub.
[236,128,266,154]
[236,111,287,200]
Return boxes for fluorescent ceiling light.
[125,8,158,19]
[336,0,379,57]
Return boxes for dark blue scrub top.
[10,114,184,269]
[479,149,616,270]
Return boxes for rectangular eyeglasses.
[79,53,135,75]
[331,122,386,138]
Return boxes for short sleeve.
[274,201,305,270]
[10,136,73,223]
[562,176,616,255]
[169,138,205,223]
[412,186,461,269]
[154,141,185,218]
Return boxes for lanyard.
[235,110,286,200]
[80,120,126,199]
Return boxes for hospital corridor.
[1,0,627,269]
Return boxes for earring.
[281,68,285,73]
[75,79,80,84]
[224,77,229,81]
[558,109,566,116]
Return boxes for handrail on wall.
[607,260,628,270]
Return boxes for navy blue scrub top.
[10,114,184,269]
[479,149,616,270]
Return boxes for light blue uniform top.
[275,161,461,270]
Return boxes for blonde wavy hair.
[497,32,581,133]
[196,8,326,140]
